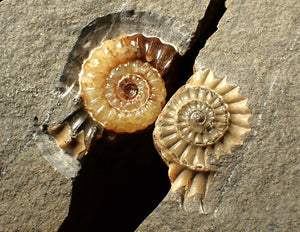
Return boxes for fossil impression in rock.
[48,34,177,159]
[153,70,251,204]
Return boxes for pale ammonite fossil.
[48,34,177,159]
[153,69,251,208]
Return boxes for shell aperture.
[153,69,251,200]
[80,34,177,133]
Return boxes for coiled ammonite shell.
[80,34,177,133]
[48,34,177,160]
[153,70,251,201]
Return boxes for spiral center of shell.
[118,76,139,100]
[190,110,206,125]
[174,87,230,146]
[105,62,153,112]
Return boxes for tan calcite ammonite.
[48,34,177,159]
[80,34,177,133]
[153,70,251,200]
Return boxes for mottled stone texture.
[137,0,300,231]
[0,143,71,231]
[0,0,209,231]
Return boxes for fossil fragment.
[47,110,102,160]
[153,69,251,206]
[48,34,177,159]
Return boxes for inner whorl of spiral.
[80,34,176,133]
[119,81,139,100]
[176,88,230,146]
[105,61,158,113]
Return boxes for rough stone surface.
[0,0,209,231]
[0,143,71,231]
[137,0,300,231]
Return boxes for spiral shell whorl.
[175,88,230,147]
[154,70,251,172]
[80,34,176,133]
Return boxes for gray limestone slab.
[0,142,71,231]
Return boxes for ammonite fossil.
[48,34,177,159]
[153,70,251,202]
[80,34,176,133]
